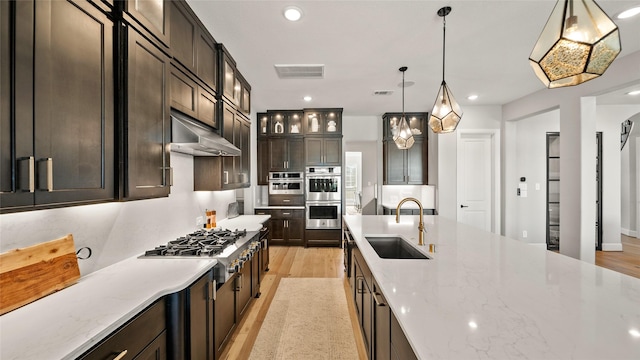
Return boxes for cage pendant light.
[394,66,415,149]
[429,6,462,134]
[529,0,621,88]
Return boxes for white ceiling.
[187,0,640,116]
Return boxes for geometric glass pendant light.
[529,0,621,89]
[393,66,415,149]
[429,6,463,134]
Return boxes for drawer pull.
[373,292,386,307]
[282,212,290,215]
[113,350,128,360]
[283,199,291,203]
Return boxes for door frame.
[456,129,501,233]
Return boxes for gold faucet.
[396,197,425,246]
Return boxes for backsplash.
[381,185,436,209]
[0,152,236,275]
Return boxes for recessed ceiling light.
[627,90,640,96]
[283,6,303,21]
[617,6,640,19]
[467,95,479,100]
[303,95,312,102]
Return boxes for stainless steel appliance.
[268,172,304,195]
[306,201,341,229]
[305,166,341,201]
[141,228,260,285]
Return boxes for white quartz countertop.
[217,214,270,231]
[0,257,217,360]
[0,215,270,360]
[343,215,640,359]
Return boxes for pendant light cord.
[442,15,446,82]
[402,70,405,115]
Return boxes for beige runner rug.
[249,278,359,360]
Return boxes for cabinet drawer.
[268,195,304,206]
[272,209,304,219]
[80,299,166,359]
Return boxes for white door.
[457,134,492,231]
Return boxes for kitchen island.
[343,214,640,359]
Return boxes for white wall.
[0,152,236,275]
[616,110,640,238]
[437,106,502,220]
[511,110,560,244]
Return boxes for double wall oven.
[305,166,341,229]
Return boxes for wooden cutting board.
[0,234,80,315]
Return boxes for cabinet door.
[390,313,418,360]
[239,117,250,187]
[133,331,167,360]
[373,280,391,360]
[235,263,252,319]
[188,272,214,360]
[126,27,171,199]
[269,138,287,171]
[33,0,115,205]
[221,103,235,187]
[214,277,236,360]
[287,138,305,171]
[0,0,35,210]
[383,142,406,185]
[406,138,425,184]
[169,1,195,71]
[269,219,286,245]
[323,138,342,165]
[125,0,169,46]
[362,276,373,357]
[286,217,305,246]
[222,58,236,103]
[196,32,216,91]
[304,138,323,165]
[197,87,217,129]
[257,139,269,185]
[170,65,197,118]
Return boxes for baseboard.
[621,228,638,237]
[601,243,624,252]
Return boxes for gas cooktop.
[143,228,248,257]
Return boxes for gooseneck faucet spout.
[395,197,425,246]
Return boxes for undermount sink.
[365,236,430,259]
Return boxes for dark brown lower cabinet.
[186,271,215,359]
[79,299,167,359]
[256,209,305,246]
[352,246,417,360]
[214,274,237,360]
[373,279,390,360]
[235,261,253,320]
[305,229,341,247]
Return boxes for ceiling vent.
[274,64,324,79]
[373,90,394,96]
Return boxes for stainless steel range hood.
[170,111,240,156]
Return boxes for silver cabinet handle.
[282,212,290,215]
[113,350,128,360]
[224,171,229,184]
[266,175,269,183]
[166,167,173,186]
[283,199,290,203]
[18,156,35,192]
[373,292,386,307]
[209,280,217,301]
[37,158,53,191]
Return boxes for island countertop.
[342,214,640,359]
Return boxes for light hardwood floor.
[219,246,367,360]
[221,238,640,360]
[595,235,640,279]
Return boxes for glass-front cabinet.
[303,109,342,135]
[270,111,303,136]
[383,113,426,139]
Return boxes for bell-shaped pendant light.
[429,6,462,134]
[394,66,415,149]
[529,0,621,88]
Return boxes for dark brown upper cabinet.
[382,112,428,185]
[217,44,250,114]
[269,138,304,172]
[1,0,115,213]
[305,138,342,166]
[123,0,170,47]
[270,111,304,136]
[303,109,342,135]
[169,0,217,93]
[170,64,218,130]
[124,26,172,199]
[257,112,269,137]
